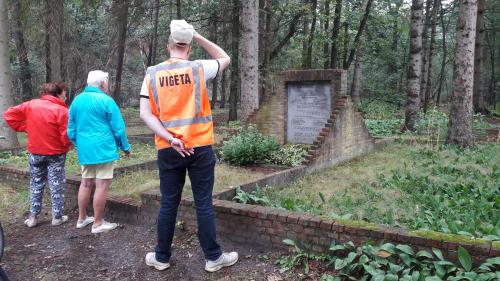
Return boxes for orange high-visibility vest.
[146,59,214,149]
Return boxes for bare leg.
[93,179,112,225]
[78,178,95,221]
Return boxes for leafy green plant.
[221,127,279,165]
[275,239,327,274]
[279,240,500,280]
[233,186,270,206]
[268,144,308,166]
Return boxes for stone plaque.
[287,81,331,144]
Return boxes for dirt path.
[1,212,291,281]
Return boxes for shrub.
[268,144,308,166]
[221,127,279,165]
[233,186,270,205]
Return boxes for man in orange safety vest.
[139,19,238,273]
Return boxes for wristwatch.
[167,135,174,144]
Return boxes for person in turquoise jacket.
[67,70,131,234]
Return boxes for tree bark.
[44,0,51,82]
[423,0,439,113]
[351,49,362,107]
[220,70,227,109]
[11,0,33,101]
[420,0,432,103]
[240,0,259,122]
[436,1,448,106]
[269,10,304,61]
[403,0,424,132]
[261,0,272,99]
[329,0,342,68]
[211,20,219,109]
[176,0,181,19]
[46,0,64,81]
[342,22,348,69]
[323,0,330,69]
[0,0,19,148]
[303,0,317,68]
[301,0,311,68]
[228,0,240,121]
[485,17,496,107]
[344,0,373,70]
[446,0,477,147]
[388,0,403,75]
[472,0,487,114]
[151,0,160,65]
[112,0,130,106]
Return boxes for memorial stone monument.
[287,81,332,144]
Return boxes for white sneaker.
[145,252,170,271]
[24,216,37,228]
[52,215,69,226]
[205,252,239,272]
[91,220,118,234]
[76,216,94,229]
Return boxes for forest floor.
[1,212,295,281]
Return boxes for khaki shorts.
[81,162,115,179]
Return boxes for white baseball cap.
[170,19,194,45]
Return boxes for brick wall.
[174,198,499,264]
[303,95,375,169]
[246,69,347,145]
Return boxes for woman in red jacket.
[3,82,72,228]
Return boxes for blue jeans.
[155,145,222,263]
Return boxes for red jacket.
[3,95,72,155]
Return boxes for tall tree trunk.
[11,0,33,101]
[269,10,305,61]
[44,0,51,82]
[423,0,439,113]
[436,1,448,106]
[46,0,64,81]
[240,0,259,122]
[304,0,318,68]
[261,0,272,99]
[301,0,311,68]
[151,0,160,65]
[220,70,227,109]
[228,0,240,121]
[485,18,495,107]
[211,20,219,109]
[351,49,362,107]
[323,0,330,69]
[446,0,477,147]
[330,0,342,69]
[472,0,487,114]
[420,0,432,103]
[220,21,229,109]
[342,22,348,69]
[0,0,19,148]
[388,0,403,75]
[176,0,181,19]
[344,0,373,70]
[403,0,425,132]
[112,0,130,106]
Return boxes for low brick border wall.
[174,199,499,265]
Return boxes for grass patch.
[262,143,500,240]
[0,142,157,176]
[110,163,266,200]
[0,183,29,222]
[126,126,153,136]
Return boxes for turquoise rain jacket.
[67,86,131,165]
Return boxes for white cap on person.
[87,70,109,87]
[170,20,195,45]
